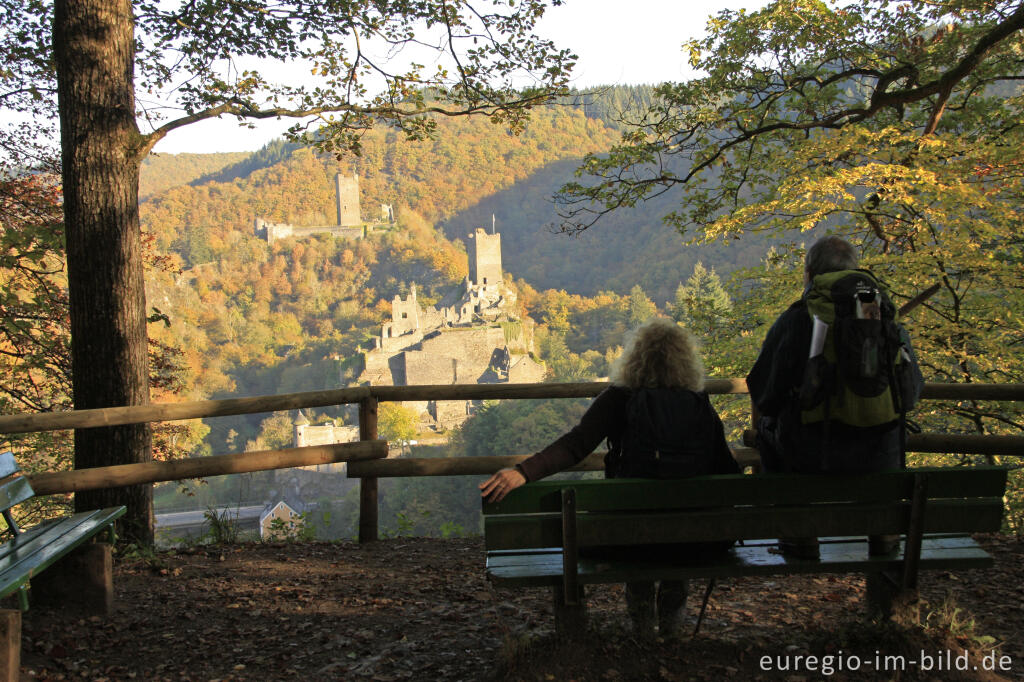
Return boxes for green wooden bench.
[0,451,125,677]
[482,466,1007,635]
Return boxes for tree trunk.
[53,0,153,545]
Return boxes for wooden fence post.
[0,609,19,682]
[358,397,380,543]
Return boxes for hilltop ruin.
[253,172,394,243]
[357,228,545,430]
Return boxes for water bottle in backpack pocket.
[800,270,906,428]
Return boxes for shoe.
[778,536,820,559]
[658,610,684,640]
[868,534,900,556]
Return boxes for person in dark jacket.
[746,235,923,556]
[747,236,923,474]
[480,317,739,637]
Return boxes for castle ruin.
[292,412,360,472]
[255,172,395,243]
[468,229,502,290]
[357,227,545,430]
[335,172,361,226]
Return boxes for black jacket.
[517,386,739,482]
[746,297,923,473]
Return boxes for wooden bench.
[482,466,1007,636]
[0,451,125,678]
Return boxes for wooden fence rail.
[27,441,387,496]
[343,430,1024,478]
[0,380,1019,435]
[0,383,598,434]
[346,448,764,478]
[0,380,1021,543]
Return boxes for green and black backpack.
[799,269,917,429]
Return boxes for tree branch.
[139,86,560,160]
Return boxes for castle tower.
[335,172,361,226]
[293,411,310,448]
[467,228,502,289]
[389,283,421,337]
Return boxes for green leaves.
[557,0,1024,235]
[555,0,1024,442]
[127,1,576,157]
[378,403,420,451]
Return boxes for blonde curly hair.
[609,317,705,391]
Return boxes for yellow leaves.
[686,41,703,68]
[12,288,35,304]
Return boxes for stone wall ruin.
[356,228,545,430]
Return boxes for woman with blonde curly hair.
[480,317,738,637]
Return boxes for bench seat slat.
[0,507,123,563]
[485,534,984,561]
[0,512,97,563]
[485,499,1004,550]
[483,468,1008,515]
[486,535,993,587]
[0,507,125,599]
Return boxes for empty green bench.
[0,451,125,677]
[482,467,1007,635]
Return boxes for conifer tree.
[626,285,657,328]
[670,262,732,341]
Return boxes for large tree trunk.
[53,0,153,545]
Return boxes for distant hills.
[132,86,797,458]
[140,151,252,200]
[139,86,780,306]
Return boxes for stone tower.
[389,284,421,337]
[335,172,361,226]
[293,411,310,448]
[467,228,502,289]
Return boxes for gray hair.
[805,236,858,278]
[610,318,705,391]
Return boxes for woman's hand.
[479,467,526,503]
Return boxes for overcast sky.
[152,1,768,155]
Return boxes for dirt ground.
[17,534,1024,681]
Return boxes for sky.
[151,0,767,155]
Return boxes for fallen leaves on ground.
[17,535,1023,681]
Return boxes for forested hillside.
[131,90,817,473]
[133,96,747,528]
[140,152,251,200]
[141,96,777,307]
[145,215,470,453]
[141,107,617,265]
[442,160,774,303]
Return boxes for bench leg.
[0,609,19,682]
[32,543,113,615]
[866,571,920,624]
[552,584,586,639]
[866,570,896,619]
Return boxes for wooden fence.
[0,380,1022,543]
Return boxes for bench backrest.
[482,467,1007,551]
[0,452,34,536]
